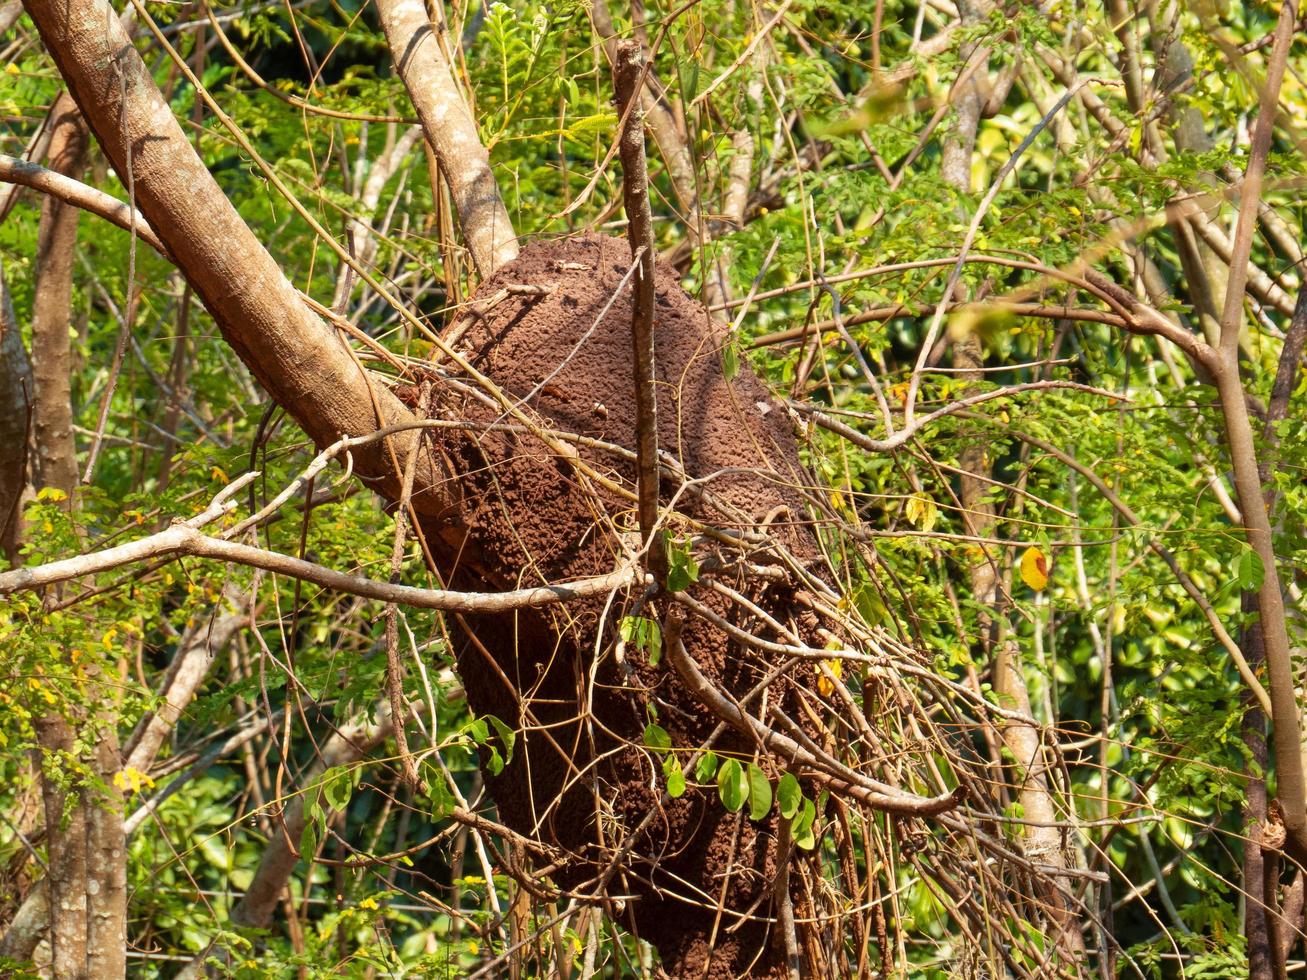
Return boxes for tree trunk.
[0,256,31,562]
[28,91,84,498]
[34,714,88,978]
[20,0,432,504]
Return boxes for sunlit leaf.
[1020,546,1049,591]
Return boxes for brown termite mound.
[404,233,830,977]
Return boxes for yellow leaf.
[114,766,156,795]
[4,63,18,75]
[1020,547,1049,591]
[210,465,229,483]
[904,492,937,532]
[816,658,842,697]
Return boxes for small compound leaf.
[665,535,701,592]
[696,751,719,782]
[300,822,317,859]
[747,763,772,821]
[777,773,802,819]
[643,723,671,755]
[486,715,517,767]
[722,337,741,380]
[815,657,842,698]
[426,777,457,819]
[904,492,938,532]
[664,757,686,798]
[321,765,355,813]
[718,758,747,812]
[1235,547,1264,591]
[792,797,817,850]
[620,616,663,666]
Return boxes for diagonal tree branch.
[0,518,638,612]
[0,153,166,254]
[375,0,518,277]
[20,0,430,507]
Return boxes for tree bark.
[34,714,88,979]
[28,92,84,499]
[24,90,103,980]
[20,0,433,509]
[85,723,125,978]
[0,256,31,562]
[1210,0,1307,864]
[374,0,517,277]
[613,40,663,575]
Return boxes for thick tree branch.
[1207,0,1307,864]
[0,153,166,255]
[27,94,85,500]
[0,257,30,562]
[21,0,431,507]
[374,0,518,276]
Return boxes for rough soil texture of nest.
[401,234,832,978]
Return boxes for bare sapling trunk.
[28,92,84,499]
[943,6,1087,965]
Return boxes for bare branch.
[375,0,518,276]
[613,40,664,580]
[0,153,166,255]
[689,0,794,109]
[0,476,639,611]
[665,606,967,817]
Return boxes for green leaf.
[465,718,489,744]
[1235,547,1264,591]
[665,535,701,593]
[300,821,318,859]
[643,722,672,755]
[485,715,517,767]
[792,797,817,850]
[696,751,719,781]
[425,777,458,820]
[718,758,747,812]
[777,773,802,819]
[722,336,741,380]
[747,763,772,821]
[620,615,663,666]
[664,757,686,798]
[321,765,355,813]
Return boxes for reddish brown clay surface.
[404,234,829,978]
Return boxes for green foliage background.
[2,0,1305,975]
